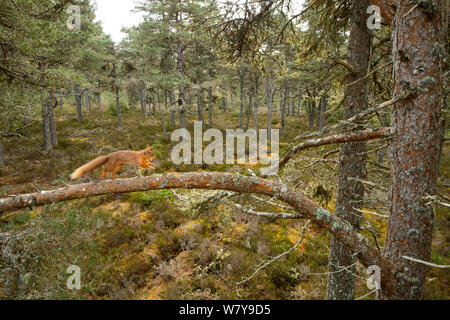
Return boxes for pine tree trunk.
[152,94,156,115]
[74,85,83,122]
[290,90,296,116]
[267,79,274,141]
[139,88,146,116]
[326,0,372,300]
[382,0,445,299]
[0,138,5,166]
[377,112,388,163]
[86,91,91,112]
[208,86,213,127]
[318,93,328,130]
[48,99,58,147]
[169,90,176,128]
[42,99,52,152]
[196,71,203,122]
[306,91,316,129]
[23,114,29,138]
[113,61,122,128]
[157,90,167,141]
[239,67,245,129]
[223,96,228,113]
[246,88,252,130]
[281,84,287,135]
[177,40,186,128]
[97,93,102,111]
[253,74,259,131]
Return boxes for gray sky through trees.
[95,0,143,43]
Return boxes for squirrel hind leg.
[111,165,122,179]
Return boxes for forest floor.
[0,104,448,300]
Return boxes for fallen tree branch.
[0,173,380,263]
[0,172,398,296]
[349,177,388,192]
[278,128,391,169]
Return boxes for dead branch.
[234,203,303,219]
[278,128,391,169]
[402,256,450,269]
[370,0,395,25]
[0,172,402,296]
[331,58,356,74]
[0,173,383,265]
[295,97,401,140]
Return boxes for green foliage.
[108,97,130,116]
[127,190,173,207]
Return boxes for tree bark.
[176,40,187,128]
[253,73,259,131]
[86,90,91,112]
[97,92,102,111]
[290,89,296,116]
[383,0,445,299]
[139,88,147,117]
[318,93,328,129]
[306,90,316,130]
[281,84,287,135]
[0,138,5,166]
[267,79,274,141]
[157,90,167,141]
[42,99,52,152]
[112,47,122,128]
[74,85,83,122]
[196,71,203,122]
[370,0,395,25]
[326,0,372,300]
[230,90,233,112]
[239,66,245,129]
[48,98,58,147]
[208,86,213,127]
[246,87,252,130]
[169,90,176,128]
[222,96,228,113]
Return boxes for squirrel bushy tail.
[70,156,109,180]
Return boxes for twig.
[330,58,356,74]
[237,220,311,285]
[402,256,450,268]
[345,61,393,88]
[295,96,403,141]
[355,289,377,300]
[348,177,388,192]
[353,208,389,219]
[402,3,419,18]
[234,203,302,220]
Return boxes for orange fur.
[70,146,155,180]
